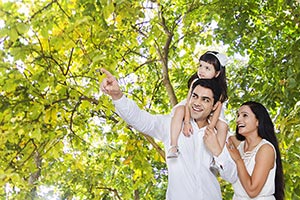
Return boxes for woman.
[227,101,284,200]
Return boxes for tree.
[0,0,299,199]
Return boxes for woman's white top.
[233,139,276,200]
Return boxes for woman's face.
[197,60,219,79]
[236,105,259,136]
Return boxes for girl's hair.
[236,101,285,200]
[188,51,228,103]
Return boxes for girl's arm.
[215,120,228,149]
[210,102,228,148]
[208,101,222,129]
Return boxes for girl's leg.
[168,105,185,158]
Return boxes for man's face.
[188,85,215,126]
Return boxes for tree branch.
[30,0,57,20]
[156,5,178,106]
[97,186,122,200]
[142,133,165,160]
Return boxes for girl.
[227,101,284,199]
[167,51,228,162]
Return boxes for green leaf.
[9,28,18,42]
[16,23,29,34]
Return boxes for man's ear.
[215,71,220,78]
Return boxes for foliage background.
[0,0,299,199]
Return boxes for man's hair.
[191,78,221,105]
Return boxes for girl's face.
[236,105,259,136]
[197,60,220,79]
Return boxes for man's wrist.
[111,92,123,100]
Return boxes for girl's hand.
[183,121,193,137]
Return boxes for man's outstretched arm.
[100,68,169,142]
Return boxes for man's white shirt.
[113,95,237,200]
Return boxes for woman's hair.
[236,101,285,200]
[188,51,228,102]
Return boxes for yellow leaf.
[136,141,143,147]
[76,162,85,172]
[126,142,135,151]
[133,169,142,181]
[123,155,133,165]
[81,101,91,109]
[51,108,57,122]
[44,107,57,124]
[118,134,128,141]
[44,109,51,123]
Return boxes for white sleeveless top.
[233,139,276,200]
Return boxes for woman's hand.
[226,137,242,162]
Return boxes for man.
[100,68,237,200]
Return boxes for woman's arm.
[227,138,275,198]
[238,144,275,198]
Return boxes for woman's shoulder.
[259,139,275,151]
[255,139,276,167]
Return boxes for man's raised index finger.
[100,68,114,78]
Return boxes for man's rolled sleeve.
[214,147,238,184]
